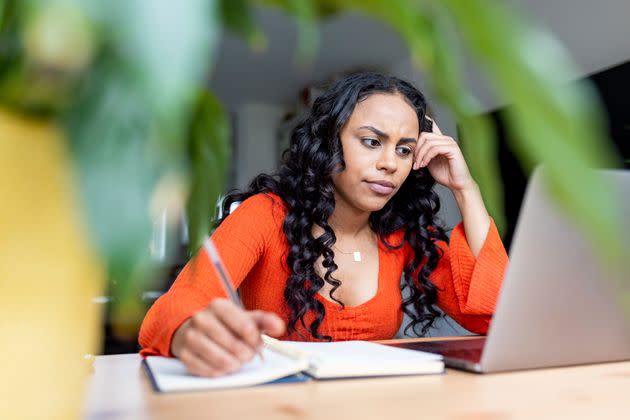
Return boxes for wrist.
[452,180,480,204]
[170,318,192,357]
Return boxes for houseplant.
[1,0,626,418]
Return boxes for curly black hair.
[218,72,449,340]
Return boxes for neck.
[328,192,371,239]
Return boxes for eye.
[396,146,413,157]
[361,138,381,148]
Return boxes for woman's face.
[333,92,419,214]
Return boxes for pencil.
[202,237,265,363]
[261,334,310,361]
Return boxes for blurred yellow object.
[0,108,104,419]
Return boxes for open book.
[143,339,444,392]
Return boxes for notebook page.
[145,348,309,392]
[283,341,443,378]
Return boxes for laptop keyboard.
[439,347,483,361]
[386,337,486,363]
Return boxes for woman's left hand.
[413,118,475,192]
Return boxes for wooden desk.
[84,337,630,419]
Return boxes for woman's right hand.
[170,298,286,377]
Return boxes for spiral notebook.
[143,339,444,392]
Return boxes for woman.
[139,72,508,378]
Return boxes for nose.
[376,148,397,173]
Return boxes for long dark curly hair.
[218,72,449,340]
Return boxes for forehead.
[345,93,420,135]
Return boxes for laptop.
[388,167,630,373]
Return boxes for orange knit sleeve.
[429,218,508,334]
[138,193,281,357]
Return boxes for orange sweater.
[139,193,508,357]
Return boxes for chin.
[357,195,391,213]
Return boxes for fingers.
[179,347,223,377]
[179,327,242,377]
[417,144,457,169]
[413,134,458,170]
[191,310,255,363]
[173,298,286,378]
[250,311,286,337]
[210,299,263,351]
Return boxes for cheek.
[393,159,413,188]
[332,167,357,192]
[338,145,372,177]
[399,159,413,177]
[343,153,370,174]
[331,156,368,197]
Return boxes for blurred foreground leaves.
[1,0,628,340]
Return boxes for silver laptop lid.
[481,167,630,372]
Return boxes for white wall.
[209,7,408,110]
[232,103,287,190]
[510,0,630,78]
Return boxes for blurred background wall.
[106,0,630,351]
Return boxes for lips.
[365,180,396,195]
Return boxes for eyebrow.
[358,125,417,144]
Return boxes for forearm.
[138,290,204,357]
[452,181,491,258]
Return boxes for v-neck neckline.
[316,238,384,311]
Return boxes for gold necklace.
[331,231,377,263]
[332,244,363,262]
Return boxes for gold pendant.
[353,251,361,262]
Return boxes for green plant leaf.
[441,0,625,262]
[0,0,93,115]
[0,0,20,74]
[65,59,159,290]
[220,0,267,52]
[258,0,319,63]
[98,0,219,153]
[416,4,506,233]
[62,0,223,323]
[288,0,319,63]
[186,91,231,255]
[457,114,504,233]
